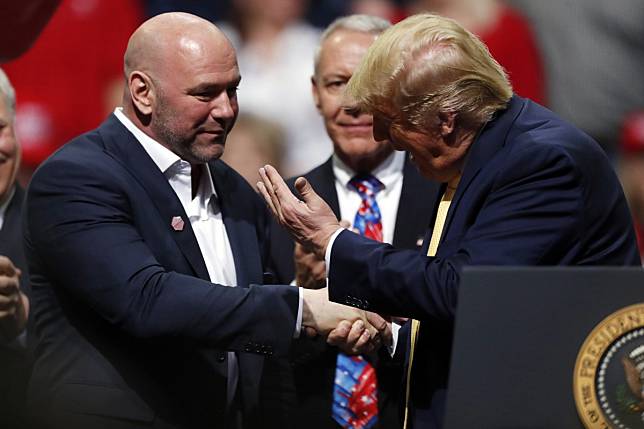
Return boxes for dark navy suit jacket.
[326,96,641,428]
[268,155,439,428]
[23,115,300,429]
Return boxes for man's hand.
[327,312,393,355]
[301,287,381,346]
[294,242,326,289]
[258,165,340,259]
[0,256,29,343]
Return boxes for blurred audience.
[507,0,644,156]
[221,113,286,187]
[619,111,644,262]
[144,0,229,22]
[0,68,31,429]
[2,0,143,179]
[218,0,330,177]
[349,0,407,23]
[407,0,545,104]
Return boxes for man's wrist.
[324,227,346,279]
[313,225,343,259]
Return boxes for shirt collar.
[114,107,180,175]
[113,107,218,205]
[0,185,16,230]
[332,150,405,191]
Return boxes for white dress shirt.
[113,108,240,406]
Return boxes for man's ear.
[438,111,457,136]
[128,71,154,116]
[311,75,322,112]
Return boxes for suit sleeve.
[328,143,584,321]
[25,157,299,357]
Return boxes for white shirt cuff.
[324,227,346,279]
[294,286,303,338]
[388,321,401,356]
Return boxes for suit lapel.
[441,96,526,242]
[98,115,210,281]
[208,160,257,289]
[306,157,341,219]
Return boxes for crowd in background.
[2,0,643,256]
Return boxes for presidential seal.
[574,304,644,429]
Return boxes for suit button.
[217,353,226,362]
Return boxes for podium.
[443,267,644,429]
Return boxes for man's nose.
[210,91,236,120]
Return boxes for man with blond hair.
[269,14,438,429]
[259,13,640,429]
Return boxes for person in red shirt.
[407,0,545,104]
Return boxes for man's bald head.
[122,12,241,164]
[124,12,231,81]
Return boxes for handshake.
[300,287,392,355]
[257,164,393,355]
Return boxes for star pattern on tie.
[333,174,384,429]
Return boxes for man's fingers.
[293,176,322,206]
[346,319,366,345]
[257,169,283,221]
[366,312,392,346]
[327,320,353,346]
[0,275,19,293]
[256,182,279,219]
[0,256,17,276]
[263,165,302,206]
[303,326,318,338]
[0,294,18,311]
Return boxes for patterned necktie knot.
[348,174,384,198]
[348,174,384,243]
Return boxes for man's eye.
[226,86,238,97]
[328,81,345,88]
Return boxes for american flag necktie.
[332,174,384,429]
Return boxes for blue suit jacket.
[326,96,641,428]
[24,115,300,429]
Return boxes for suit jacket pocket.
[53,382,155,423]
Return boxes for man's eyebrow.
[190,77,242,93]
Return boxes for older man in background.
[259,13,641,429]
[0,68,31,429]
[269,14,438,429]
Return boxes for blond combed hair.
[345,13,512,131]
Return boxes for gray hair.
[0,68,16,117]
[314,14,391,74]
